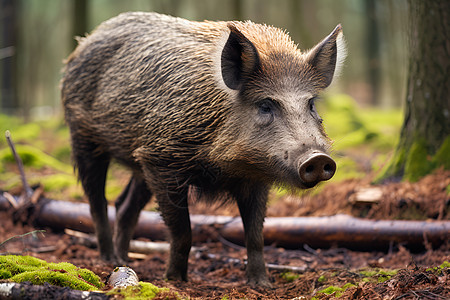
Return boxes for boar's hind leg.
[113,176,152,262]
[72,139,114,262]
[234,183,272,288]
[157,188,191,281]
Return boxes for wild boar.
[62,12,346,287]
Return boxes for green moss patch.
[281,271,300,282]
[311,267,399,299]
[106,281,173,299]
[0,255,103,291]
[0,144,72,174]
[404,139,434,182]
[433,136,450,170]
[426,261,450,275]
[376,134,450,183]
[313,282,356,298]
[360,268,398,283]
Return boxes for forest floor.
[1,168,449,299]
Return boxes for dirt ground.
[0,169,449,299]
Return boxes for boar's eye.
[257,99,275,125]
[259,100,273,114]
[308,97,323,123]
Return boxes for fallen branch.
[1,193,449,252]
[221,214,450,251]
[0,230,46,250]
[65,229,171,254]
[0,282,109,300]
[4,131,33,203]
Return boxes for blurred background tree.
[1,0,408,118]
[0,0,17,115]
[72,0,88,51]
[377,0,449,182]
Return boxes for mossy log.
[0,282,109,300]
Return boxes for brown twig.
[5,130,33,202]
[0,230,46,250]
[1,192,18,209]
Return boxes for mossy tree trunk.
[379,0,449,182]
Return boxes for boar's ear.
[304,24,346,89]
[221,23,260,90]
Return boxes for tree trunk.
[0,0,17,114]
[364,0,381,106]
[72,0,88,51]
[378,0,450,182]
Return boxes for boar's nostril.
[305,165,314,173]
[299,152,336,187]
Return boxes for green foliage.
[52,145,72,164]
[0,268,12,278]
[0,115,44,148]
[319,94,401,152]
[0,115,27,145]
[106,282,171,299]
[0,144,72,174]
[0,255,104,291]
[311,268,399,299]
[41,174,77,192]
[281,271,300,282]
[359,268,398,283]
[313,282,356,298]
[426,261,450,275]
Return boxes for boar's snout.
[298,151,336,188]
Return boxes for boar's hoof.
[299,152,336,187]
[101,253,127,266]
[165,270,188,282]
[248,276,273,289]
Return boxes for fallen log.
[0,193,233,243]
[0,282,109,300]
[222,214,450,251]
[0,193,449,251]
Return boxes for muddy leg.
[114,176,152,262]
[235,183,272,288]
[158,188,191,281]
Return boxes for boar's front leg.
[234,183,272,288]
[157,187,192,281]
